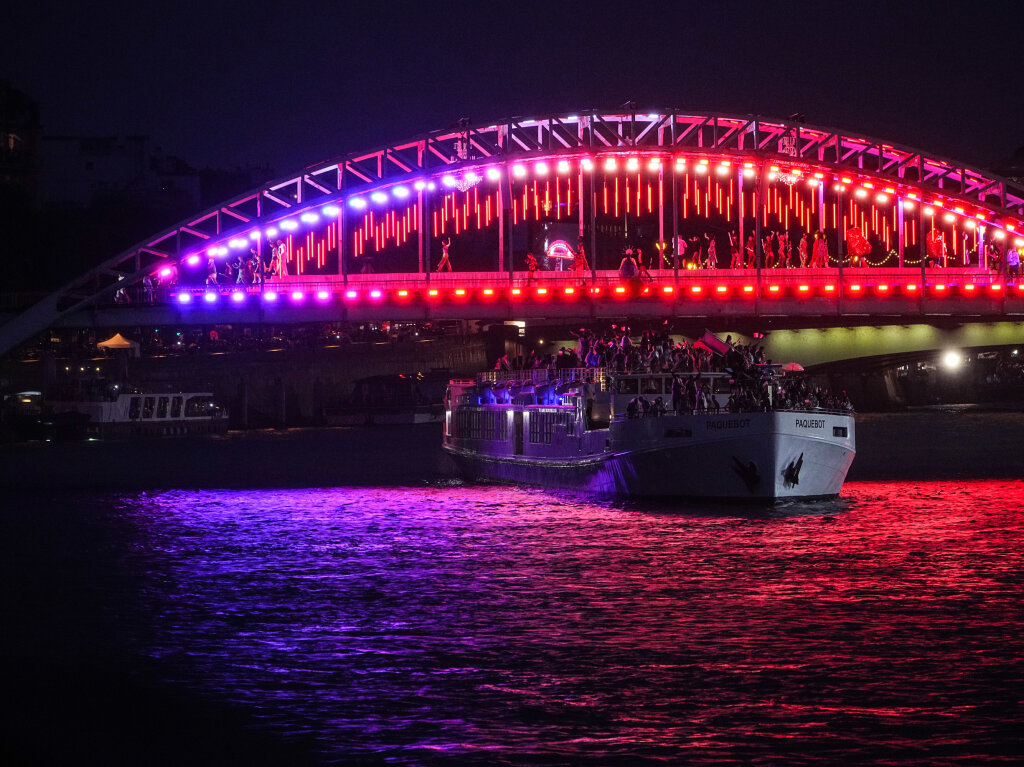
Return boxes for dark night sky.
[5,1,1022,179]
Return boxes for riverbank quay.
[0,409,1021,492]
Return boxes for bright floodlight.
[264,290,278,302]
[249,230,261,240]
[370,191,388,204]
[557,160,570,174]
[944,213,956,222]
[322,204,341,217]
[535,161,548,176]
[464,171,479,184]
[648,158,660,170]
[159,267,172,277]
[203,292,217,303]
[316,290,330,301]
[413,180,426,190]
[486,167,501,181]
[604,157,617,171]
[229,238,248,248]
[280,220,298,231]
[581,158,594,171]
[186,255,201,266]
[300,212,319,224]
[512,164,526,178]
[231,291,245,302]
[392,186,410,199]
[265,227,278,237]
[942,351,962,370]
[626,157,639,171]
[177,293,192,304]
[441,175,457,188]
[349,197,367,209]
[291,291,304,301]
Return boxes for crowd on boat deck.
[494,325,854,415]
[495,326,754,376]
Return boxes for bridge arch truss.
[5,109,1024,355]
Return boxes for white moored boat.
[443,365,855,502]
[46,387,228,439]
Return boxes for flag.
[699,330,731,356]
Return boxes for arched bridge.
[3,108,1024,358]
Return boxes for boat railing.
[611,404,854,422]
[477,367,607,388]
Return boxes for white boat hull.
[445,410,855,501]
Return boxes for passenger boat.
[46,386,228,440]
[443,365,856,501]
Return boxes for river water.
[4,479,1023,765]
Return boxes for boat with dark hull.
[443,367,855,501]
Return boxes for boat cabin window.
[143,397,155,419]
[185,396,214,418]
[615,378,639,395]
[128,397,141,420]
[171,397,182,418]
[157,397,169,419]
[641,379,663,395]
[529,410,573,444]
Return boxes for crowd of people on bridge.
[206,240,289,286]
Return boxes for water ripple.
[101,481,1024,763]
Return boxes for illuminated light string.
[190,156,1021,270]
[171,280,1009,305]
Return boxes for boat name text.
[795,418,826,428]
[706,418,751,430]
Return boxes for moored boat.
[46,386,228,439]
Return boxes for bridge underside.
[756,322,1024,371]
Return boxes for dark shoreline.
[1,409,1022,492]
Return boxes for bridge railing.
[161,265,1007,298]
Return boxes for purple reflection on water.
[116,481,1024,764]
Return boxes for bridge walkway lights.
[166,267,1014,307]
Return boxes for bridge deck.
[40,266,1021,333]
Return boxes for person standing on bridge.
[1007,247,1020,281]
[811,230,829,268]
[436,237,453,271]
[573,236,590,286]
[729,232,743,269]
[526,252,538,283]
[276,239,289,277]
